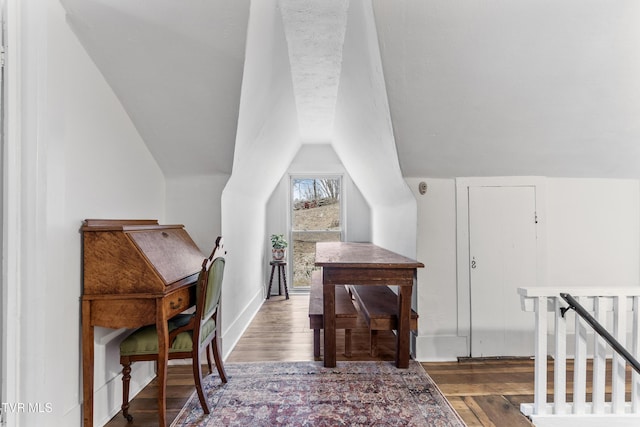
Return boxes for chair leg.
[121,360,134,422]
[192,350,211,414]
[212,335,227,383]
[205,343,213,374]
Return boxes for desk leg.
[156,302,169,426]
[82,300,94,427]
[397,284,412,368]
[323,284,337,367]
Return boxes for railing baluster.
[573,296,587,414]
[554,297,567,415]
[534,296,548,415]
[592,296,607,414]
[519,288,640,425]
[633,296,640,413]
[612,296,627,414]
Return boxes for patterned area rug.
[171,360,466,427]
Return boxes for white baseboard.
[414,334,468,361]
[220,289,264,361]
[94,362,155,426]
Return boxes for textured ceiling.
[279,0,349,143]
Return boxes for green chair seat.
[120,316,216,356]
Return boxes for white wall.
[545,179,640,355]
[546,178,640,287]
[220,0,300,358]
[6,1,167,425]
[165,174,230,253]
[409,176,640,361]
[406,178,467,360]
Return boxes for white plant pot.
[272,248,285,261]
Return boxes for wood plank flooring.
[105,294,536,427]
[426,359,535,427]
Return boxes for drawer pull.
[170,298,183,310]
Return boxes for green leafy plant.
[270,234,288,249]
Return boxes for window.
[290,177,342,289]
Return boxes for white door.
[469,186,538,357]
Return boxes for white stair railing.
[518,288,640,427]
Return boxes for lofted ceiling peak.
[279,0,349,144]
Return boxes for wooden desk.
[315,242,424,368]
[81,219,203,427]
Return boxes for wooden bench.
[308,270,359,358]
[349,284,418,357]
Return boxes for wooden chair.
[119,237,228,422]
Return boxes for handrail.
[560,292,640,374]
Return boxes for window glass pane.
[291,231,341,287]
[292,178,340,231]
[291,178,341,288]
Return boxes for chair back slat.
[194,236,225,342]
[202,257,224,320]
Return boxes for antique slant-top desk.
[81,219,204,427]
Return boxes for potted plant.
[270,234,288,261]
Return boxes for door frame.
[455,177,547,356]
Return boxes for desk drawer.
[164,287,193,316]
[89,298,156,328]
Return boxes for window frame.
[288,174,344,290]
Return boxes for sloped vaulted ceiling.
[61,0,640,180]
[373,0,640,179]
[61,0,250,177]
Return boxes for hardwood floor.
[427,359,535,427]
[105,294,535,426]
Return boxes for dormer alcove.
[265,144,372,291]
[219,0,418,358]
